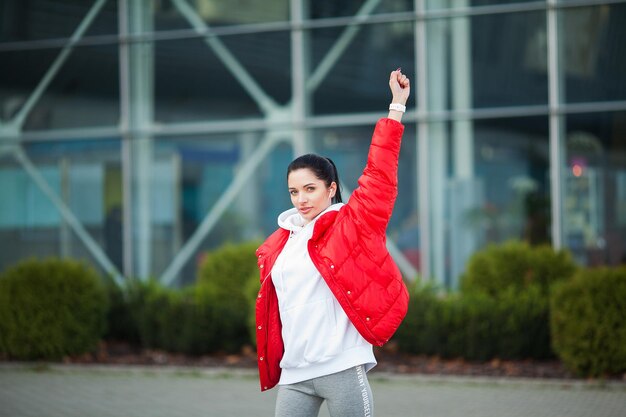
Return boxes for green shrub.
[394,282,552,360]
[0,258,107,360]
[103,280,140,345]
[394,283,446,355]
[244,273,261,346]
[551,266,626,377]
[120,278,249,355]
[460,241,577,298]
[196,241,260,352]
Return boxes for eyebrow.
[288,183,316,190]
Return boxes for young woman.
[255,69,411,417]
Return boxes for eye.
[306,186,315,192]
[289,190,297,196]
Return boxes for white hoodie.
[271,203,376,385]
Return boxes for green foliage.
[118,279,218,355]
[0,258,107,360]
[550,266,626,377]
[103,241,262,355]
[394,281,552,361]
[394,282,445,355]
[460,241,577,297]
[244,273,261,346]
[196,241,260,352]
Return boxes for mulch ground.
[48,340,587,381]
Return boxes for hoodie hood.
[277,203,344,233]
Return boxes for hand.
[389,68,410,105]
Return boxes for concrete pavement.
[1,363,625,417]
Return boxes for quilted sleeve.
[346,118,404,236]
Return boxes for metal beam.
[12,147,124,285]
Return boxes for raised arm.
[344,70,411,236]
[387,68,410,122]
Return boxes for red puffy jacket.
[255,118,409,391]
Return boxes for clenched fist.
[389,68,410,105]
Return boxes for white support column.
[416,0,431,282]
[547,0,564,249]
[290,0,311,157]
[449,0,477,288]
[120,0,155,279]
[426,5,449,287]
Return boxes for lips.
[299,207,313,215]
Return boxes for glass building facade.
[1,0,625,288]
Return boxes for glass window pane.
[0,139,123,276]
[560,4,626,103]
[311,22,415,115]
[427,0,540,10]
[0,0,118,43]
[427,11,548,111]
[145,132,278,284]
[311,0,413,19]
[563,111,626,266]
[154,31,290,123]
[1,44,120,130]
[154,0,289,30]
[428,116,550,287]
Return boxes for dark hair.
[287,154,343,204]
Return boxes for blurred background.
[0,0,625,289]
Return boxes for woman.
[255,69,410,417]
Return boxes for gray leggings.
[275,365,374,417]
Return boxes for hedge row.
[1,241,625,378]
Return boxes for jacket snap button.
[366,317,370,321]
[330,265,334,269]
[257,294,262,298]
[347,291,351,295]
[260,265,264,268]
[264,386,268,390]
[259,357,264,361]
[258,326,262,330]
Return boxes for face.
[288,168,336,224]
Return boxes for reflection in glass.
[0,140,122,276]
[0,45,120,130]
[560,4,626,103]
[311,0,412,19]
[0,0,118,43]
[427,0,539,10]
[311,22,414,115]
[154,0,289,30]
[563,111,626,266]
[428,11,548,111]
[154,31,290,123]
[428,117,550,287]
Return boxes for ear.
[329,181,337,198]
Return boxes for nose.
[298,193,308,204]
